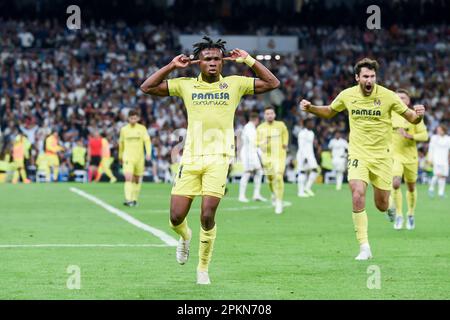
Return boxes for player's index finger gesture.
[223,48,249,62]
[171,54,199,69]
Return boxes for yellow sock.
[20,168,27,181]
[169,218,191,240]
[0,173,5,183]
[104,165,115,181]
[124,181,133,201]
[406,189,417,216]
[12,170,19,183]
[392,188,403,216]
[273,173,284,200]
[267,175,274,194]
[53,167,59,181]
[352,210,368,245]
[132,182,141,201]
[198,225,217,272]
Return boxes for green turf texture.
[0,182,449,299]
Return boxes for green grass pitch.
[0,182,449,299]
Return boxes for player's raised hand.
[224,48,249,62]
[170,54,199,69]
[300,99,312,112]
[413,104,425,117]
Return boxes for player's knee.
[169,212,184,226]
[393,178,401,189]
[200,210,215,230]
[407,183,416,192]
[375,199,389,212]
[351,189,365,208]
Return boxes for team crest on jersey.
[374,98,381,107]
[219,82,228,90]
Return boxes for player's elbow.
[271,78,281,90]
[139,84,150,94]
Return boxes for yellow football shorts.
[13,159,25,169]
[123,157,145,176]
[392,159,418,183]
[46,154,59,167]
[261,156,286,176]
[347,157,393,191]
[171,155,231,199]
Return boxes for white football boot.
[355,243,373,260]
[394,216,403,230]
[197,270,211,285]
[176,228,192,265]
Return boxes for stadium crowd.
[0,19,448,183]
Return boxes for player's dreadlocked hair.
[193,36,227,59]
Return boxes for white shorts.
[332,157,347,172]
[241,152,262,172]
[297,153,318,171]
[433,163,449,177]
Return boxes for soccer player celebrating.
[139,36,279,284]
[238,112,266,203]
[389,89,428,230]
[427,125,450,198]
[328,131,348,191]
[257,106,289,214]
[300,58,425,260]
[296,119,319,197]
[45,130,64,182]
[118,110,152,207]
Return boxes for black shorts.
[90,156,101,166]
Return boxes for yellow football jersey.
[167,73,254,161]
[119,123,151,161]
[256,120,289,159]
[330,84,409,159]
[391,110,428,163]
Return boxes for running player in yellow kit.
[45,131,64,182]
[257,106,289,215]
[300,58,425,260]
[388,89,428,230]
[95,134,117,183]
[118,110,151,207]
[139,36,280,284]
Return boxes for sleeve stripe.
[253,78,256,94]
[165,80,170,96]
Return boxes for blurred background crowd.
[0,0,449,183]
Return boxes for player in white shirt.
[238,112,266,202]
[328,131,348,191]
[297,119,319,197]
[428,125,450,198]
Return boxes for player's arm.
[139,55,199,96]
[282,123,289,150]
[299,99,338,119]
[118,130,124,162]
[224,49,280,94]
[399,104,425,125]
[143,129,152,161]
[411,120,429,142]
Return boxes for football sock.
[132,182,141,201]
[352,210,368,245]
[124,181,133,201]
[273,173,284,200]
[429,175,437,192]
[336,171,343,190]
[392,188,403,216]
[20,168,27,181]
[239,172,251,198]
[438,177,446,196]
[198,224,217,272]
[406,189,417,215]
[306,170,317,190]
[298,172,306,194]
[253,169,263,197]
[12,170,19,183]
[170,218,191,241]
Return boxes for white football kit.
[329,138,348,172]
[428,134,450,177]
[240,122,262,171]
[296,128,318,171]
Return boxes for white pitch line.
[70,187,178,247]
[0,244,171,249]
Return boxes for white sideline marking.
[70,187,178,246]
[0,244,170,249]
